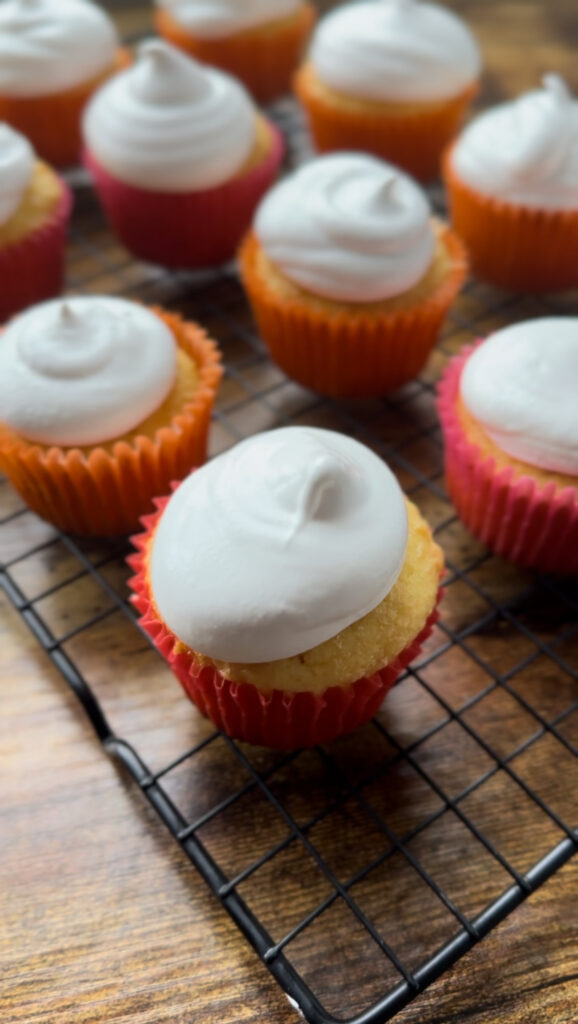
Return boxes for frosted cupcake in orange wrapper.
[154,0,316,105]
[0,297,222,537]
[0,124,72,323]
[83,40,284,269]
[240,152,467,398]
[294,0,481,182]
[444,75,578,292]
[129,427,444,749]
[0,0,130,168]
[437,318,578,574]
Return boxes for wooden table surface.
[2,4,578,1024]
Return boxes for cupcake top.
[461,318,578,476]
[156,0,301,37]
[254,152,435,302]
[0,296,177,446]
[83,39,256,191]
[0,0,119,97]
[150,426,409,663]
[450,75,578,209]
[0,122,34,224]
[308,0,481,104]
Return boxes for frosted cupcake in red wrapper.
[0,296,222,537]
[0,123,72,323]
[437,319,578,574]
[443,75,578,292]
[240,152,467,398]
[82,39,284,269]
[129,427,444,750]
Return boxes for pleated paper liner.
[443,147,578,292]
[239,228,467,398]
[0,312,223,538]
[437,347,578,574]
[128,499,443,749]
[0,179,73,324]
[0,49,131,169]
[155,3,316,105]
[294,65,477,183]
[84,124,284,269]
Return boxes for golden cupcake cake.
[240,152,467,397]
[155,0,316,104]
[83,40,284,268]
[0,296,222,536]
[444,74,578,292]
[0,0,129,167]
[0,122,72,323]
[295,0,481,181]
[437,318,578,573]
[130,426,444,749]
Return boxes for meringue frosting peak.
[0,122,34,225]
[451,74,578,208]
[83,40,257,191]
[255,152,435,302]
[0,296,177,446]
[461,318,578,476]
[156,0,301,38]
[309,0,481,103]
[150,426,409,663]
[0,0,119,97]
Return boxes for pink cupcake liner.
[437,346,578,574]
[83,125,284,269]
[128,496,443,749]
[0,180,73,324]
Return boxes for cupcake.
[83,40,284,269]
[129,426,444,749]
[0,123,72,323]
[240,152,467,398]
[154,0,316,105]
[0,0,130,168]
[0,296,222,537]
[443,74,578,292]
[294,0,481,182]
[437,318,578,574]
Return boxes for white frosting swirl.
[255,152,435,302]
[461,318,578,476]
[0,0,119,97]
[156,0,301,38]
[309,0,481,103]
[0,123,34,225]
[150,427,408,663]
[451,75,578,209]
[0,297,177,447]
[83,39,256,192]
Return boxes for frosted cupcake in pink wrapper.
[129,426,443,749]
[438,319,578,574]
[82,39,284,269]
[0,123,72,323]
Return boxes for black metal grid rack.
[2,99,578,1024]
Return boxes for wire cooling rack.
[2,98,578,1024]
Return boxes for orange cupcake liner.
[0,48,131,168]
[239,228,467,398]
[437,347,578,573]
[443,146,578,292]
[155,3,316,105]
[128,498,443,749]
[294,68,477,182]
[0,311,222,537]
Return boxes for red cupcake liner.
[437,347,578,573]
[128,498,442,749]
[83,125,284,269]
[0,179,73,324]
